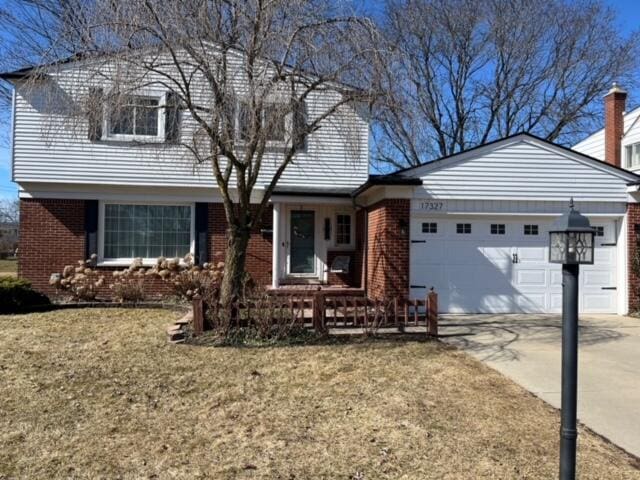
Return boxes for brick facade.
[209,202,273,288]
[627,203,640,312]
[19,199,86,294]
[604,86,627,167]
[365,199,410,299]
[19,199,275,298]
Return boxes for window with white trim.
[524,224,539,235]
[336,214,352,245]
[102,204,193,262]
[106,94,165,141]
[625,143,640,169]
[594,226,604,237]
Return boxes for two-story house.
[4,56,640,315]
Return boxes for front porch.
[270,190,364,290]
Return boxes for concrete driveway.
[439,314,640,458]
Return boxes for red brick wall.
[19,199,86,294]
[19,199,274,298]
[604,88,627,167]
[627,203,640,312]
[209,203,273,288]
[366,199,410,299]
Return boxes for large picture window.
[102,204,192,262]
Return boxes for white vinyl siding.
[10,52,368,190]
[573,106,640,169]
[408,139,633,202]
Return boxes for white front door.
[409,217,618,313]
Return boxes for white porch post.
[272,202,281,288]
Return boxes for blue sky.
[0,0,639,201]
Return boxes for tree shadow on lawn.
[186,329,445,351]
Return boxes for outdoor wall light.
[549,199,595,265]
[398,219,408,236]
[548,198,595,480]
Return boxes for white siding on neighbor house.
[10,52,369,191]
[573,106,640,169]
[405,138,635,202]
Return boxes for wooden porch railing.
[192,288,438,336]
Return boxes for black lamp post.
[549,198,595,480]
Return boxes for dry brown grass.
[0,308,638,479]
[0,259,17,277]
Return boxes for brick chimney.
[604,82,627,167]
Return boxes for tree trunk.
[220,224,251,307]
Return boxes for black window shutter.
[292,99,308,152]
[165,91,181,144]
[194,203,208,266]
[85,200,99,260]
[87,87,103,141]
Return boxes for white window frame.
[334,212,354,248]
[103,91,167,143]
[97,201,195,267]
[625,143,640,169]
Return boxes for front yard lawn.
[0,258,17,277]
[1,309,638,479]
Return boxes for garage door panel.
[594,248,614,264]
[411,244,444,265]
[582,294,615,312]
[550,270,563,286]
[516,268,547,287]
[582,270,614,287]
[516,247,547,263]
[410,217,617,314]
[515,294,547,313]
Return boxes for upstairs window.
[625,143,640,169]
[336,214,352,245]
[237,101,287,143]
[524,224,539,235]
[107,95,164,140]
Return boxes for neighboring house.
[3,60,640,315]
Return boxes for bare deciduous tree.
[0,199,19,257]
[373,0,639,169]
[0,0,376,304]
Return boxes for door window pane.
[290,211,315,274]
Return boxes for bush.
[0,277,50,313]
[110,259,146,303]
[50,255,105,301]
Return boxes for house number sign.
[418,201,445,211]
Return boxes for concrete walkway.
[439,314,640,457]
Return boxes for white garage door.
[410,217,618,314]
